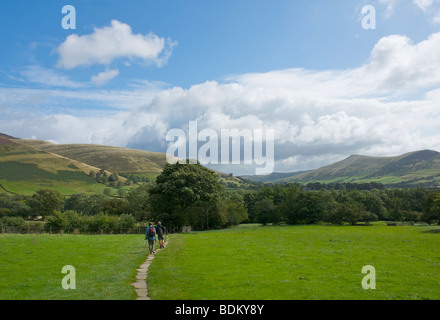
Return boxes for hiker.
[145,222,156,254]
[156,221,165,249]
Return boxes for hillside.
[273,150,440,187]
[0,137,106,195]
[19,140,172,175]
[0,134,249,194]
[240,171,309,183]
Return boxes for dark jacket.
[156,225,165,238]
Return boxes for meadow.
[1,224,439,300]
[0,234,147,300]
[148,224,440,300]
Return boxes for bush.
[402,210,421,223]
[27,221,45,233]
[0,217,27,233]
[44,212,137,234]
[45,212,68,233]
[116,214,136,231]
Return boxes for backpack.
[148,226,155,237]
[157,226,164,236]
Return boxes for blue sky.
[2,0,437,88]
[1,0,440,175]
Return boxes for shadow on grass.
[421,228,440,234]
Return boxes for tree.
[362,191,387,220]
[390,197,403,221]
[421,192,440,225]
[117,188,126,197]
[149,161,222,230]
[277,185,299,222]
[254,198,277,225]
[221,191,248,226]
[108,173,118,182]
[64,193,106,216]
[100,198,130,216]
[28,189,64,220]
[64,193,89,213]
[125,183,151,220]
[286,190,333,225]
[126,183,151,212]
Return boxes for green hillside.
[0,134,249,194]
[19,141,169,175]
[0,137,109,195]
[239,171,309,183]
[18,140,246,185]
[274,150,440,187]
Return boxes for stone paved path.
[131,238,168,300]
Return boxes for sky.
[1,0,440,175]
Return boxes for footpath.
[131,238,168,300]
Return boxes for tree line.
[1,162,439,233]
[245,184,440,225]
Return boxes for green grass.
[0,234,148,300]
[0,179,120,196]
[148,224,440,300]
[2,225,439,300]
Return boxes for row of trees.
[88,169,130,188]
[0,162,249,231]
[244,184,440,225]
[1,162,440,233]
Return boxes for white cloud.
[379,0,400,18]
[379,0,438,21]
[91,68,120,86]
[19,66,83,88]
[232,31,440,97]
[56,20,177,69]
[3,31,440,174]
[413,0,433,10]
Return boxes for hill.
[19,140,172,175]
[18,139,247,186]
[270,150,440,187]
[0,134,249,194]
[239,171,309,183]
[0,137,108,195]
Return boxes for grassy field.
[0,234,147,300]
[0,178,121,196]
[148,224,440,300]
[1,224,439,300]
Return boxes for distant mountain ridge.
[242,150,440,187]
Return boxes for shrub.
[0,216,27,233]
[44,212,68,233]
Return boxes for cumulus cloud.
[232,31,440,97]
[56,20,177,69]
[3,31,440,175]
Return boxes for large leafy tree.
[28,189,64,220]
[149,161,222,229]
